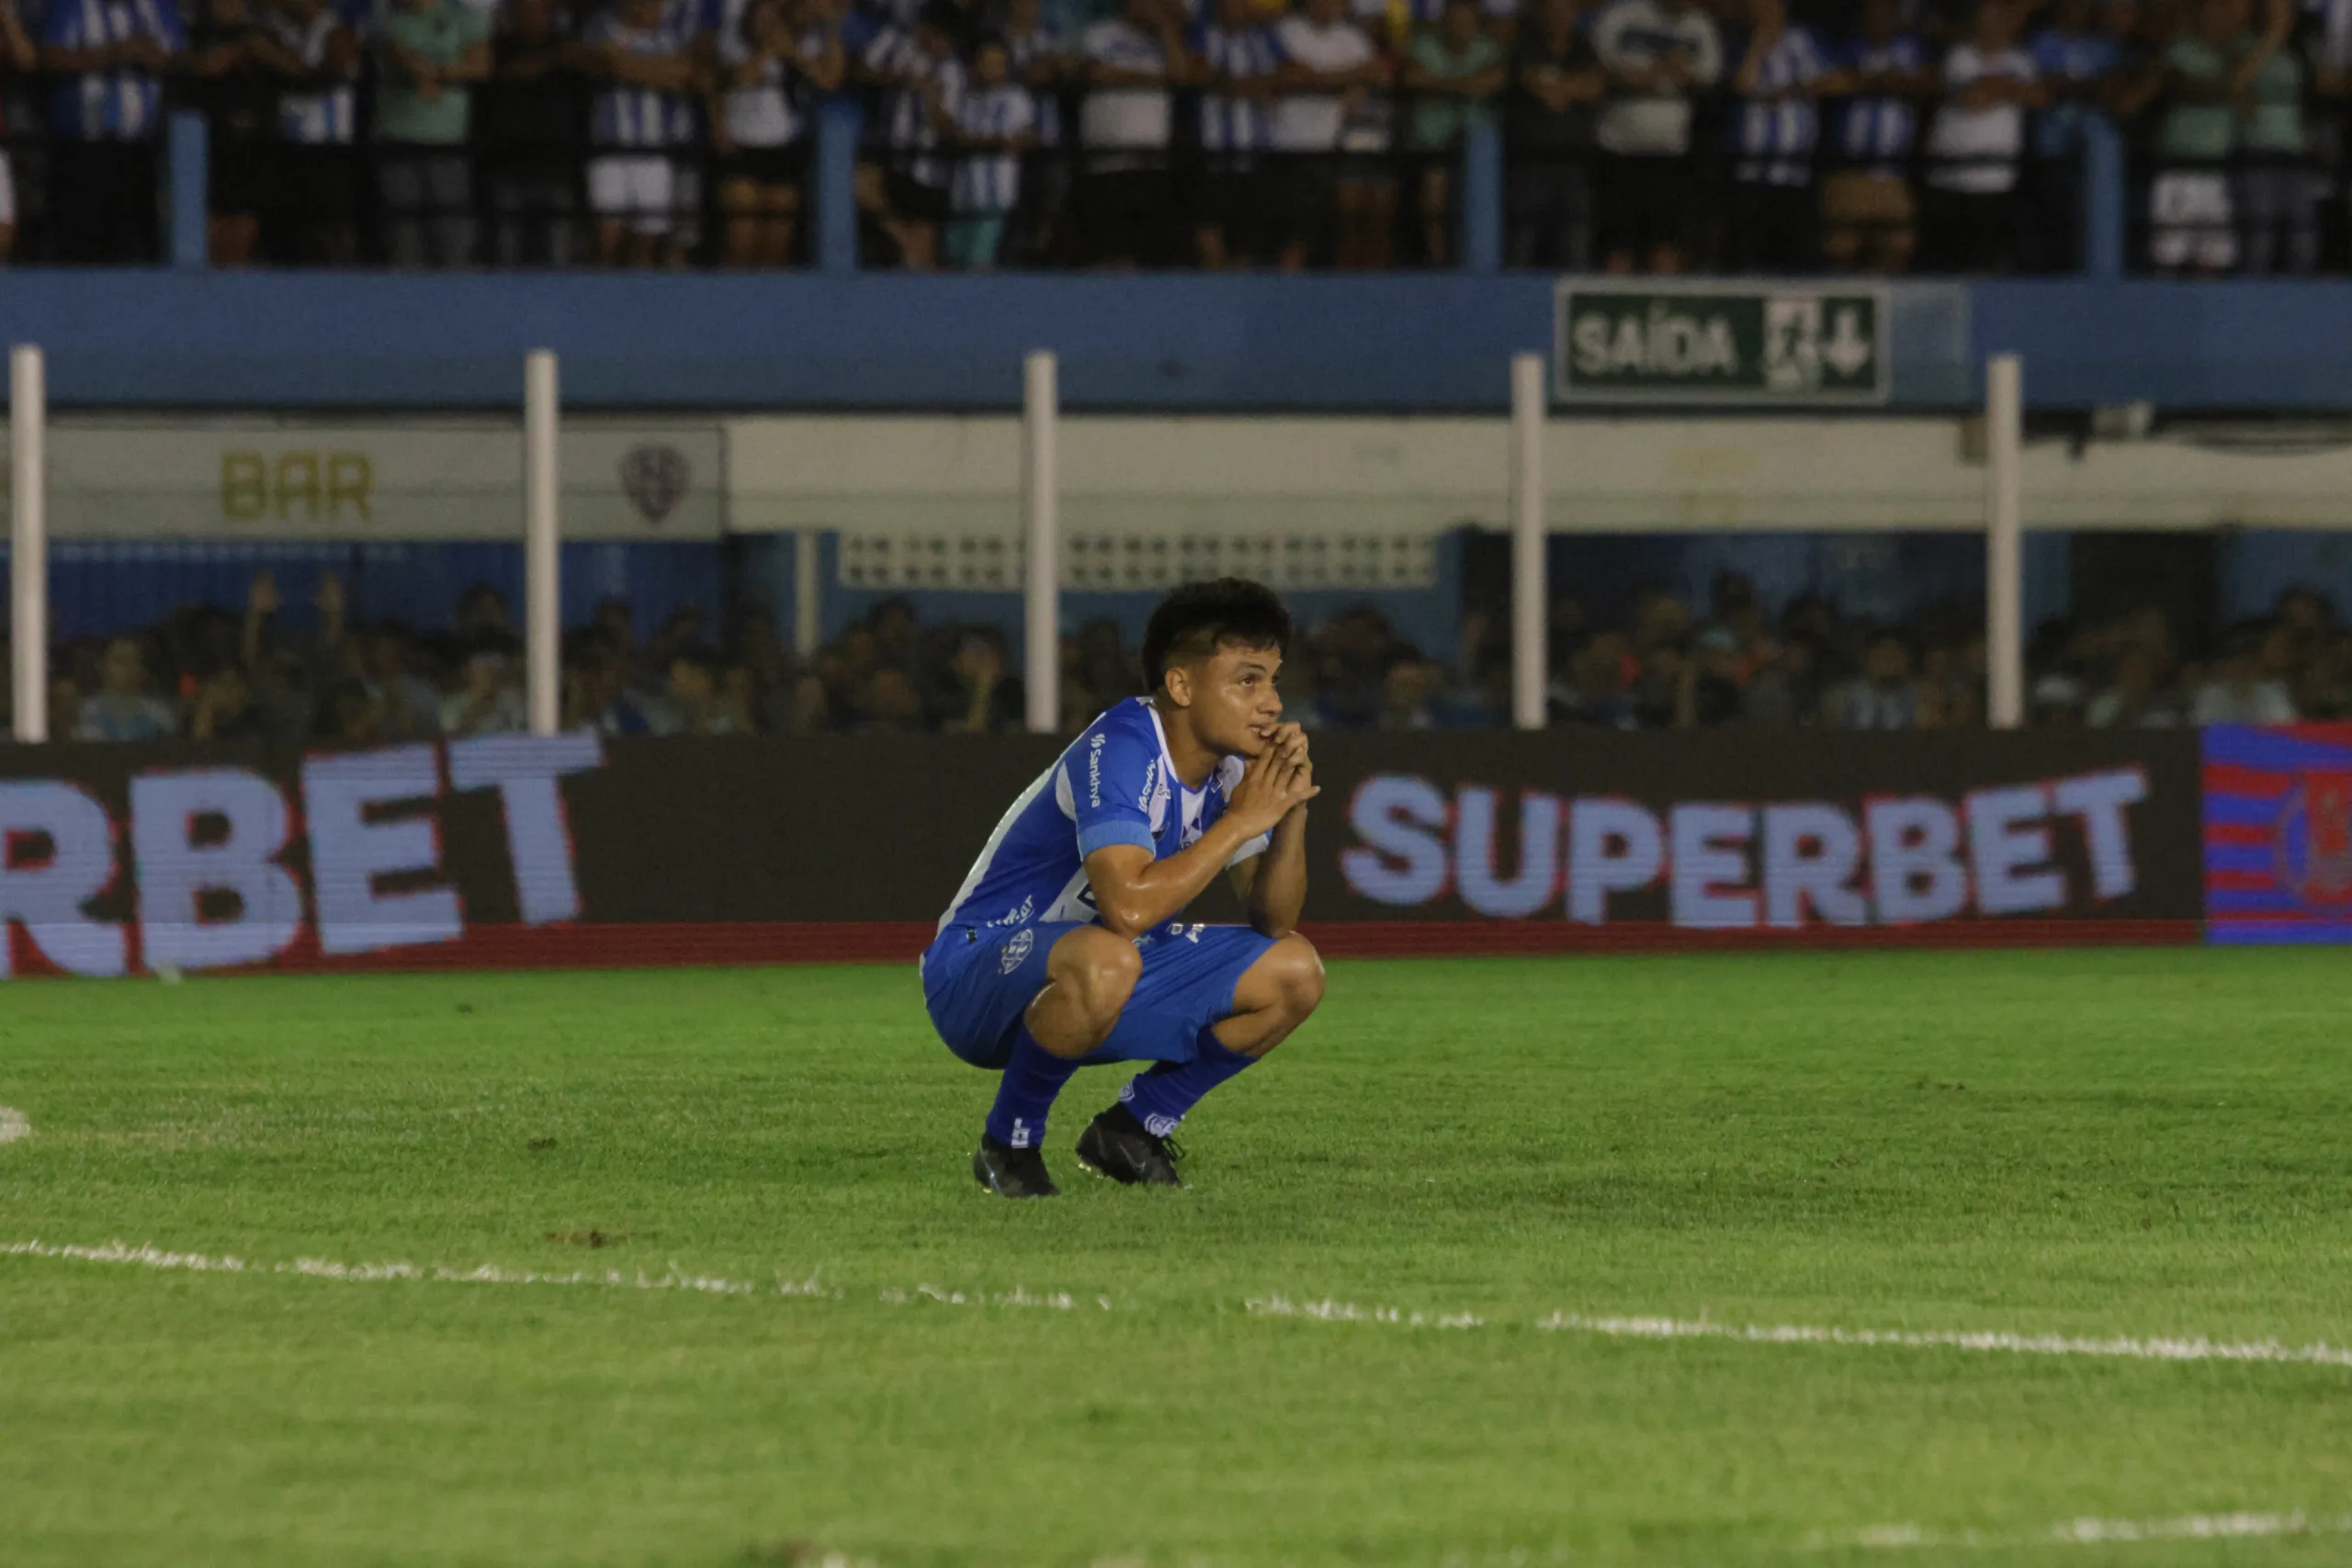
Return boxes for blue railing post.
[2081,113,2125,281]
[1461,118,1502,275]
[816,94,863,276]
[167,110,208,269]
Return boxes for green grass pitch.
[6,949,2352,1568]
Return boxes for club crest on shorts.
[619,445,690,525]
[999,928,1036,974]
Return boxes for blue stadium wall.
[1,272,2349,411]
[6,271,2342,669]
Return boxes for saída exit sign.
[1553,281,1892,406]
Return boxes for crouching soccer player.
[922,578,1326,1198]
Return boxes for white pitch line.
[1811,1510,2352,1552]
[1249,1295,2352,1371]
[1533,1310,2352,1371]
[1245,1294,1487,1329]
[0,1108,28,1145]
[0,1238,1107,1312]
[9,1243,2351,1373]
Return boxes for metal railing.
[11,62,2339,276]
[4,341,2043,743]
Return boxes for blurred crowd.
[0,571,784,744]
[2026,585,2352,725]
[7,568,2345,743]
[1538,574,2351,728]
[3,0,2352,271]
[0,571,1129,743]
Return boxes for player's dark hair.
[1142,578,1291,694]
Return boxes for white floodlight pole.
[1985,353,2025,731]
[794,527,822,660]
[1023,350,1059,734]
[1509,353,1547,730]
[10,344,48,744]
[525,349,560,738]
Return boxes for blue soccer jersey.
[924,696,1281,1072]
[935,696,1271,936]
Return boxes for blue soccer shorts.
[922,919,1278,1071]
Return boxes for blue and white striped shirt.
[1079,17,1171,150]
[930,696,1269,940]
[41,0,184,140]
[865,26,965,184]
[586,6,701,147]
[268,9,357,144]
[1834,33,1924,169]
[949,80,1035,212]
[1195,20,1280,152]
[1732,23,1827,184]
[717,0,833,147]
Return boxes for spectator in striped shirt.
[1920,0,2041,272]
[1589,0,1721,271]
[940,34,1035,267]
[251,0,361,263]
[40,0,186,262]
[373,0,492,267]
[860,3,965,269]
[1000,0,1075,264]
[1076,0,1190,266]
[582,0,706,265]
[1403,0,1506,266]
[1271,0,1389,268]
[1193,0,1281,266]
[75,636,179,741]
[1821,0,1928,273]
[714,0,843,266]
[0,0,33,261]
[1824,631,1924,729]
[1725,0,1831,272]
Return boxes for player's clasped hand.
[1228,724,1318,838]
[1271,721,1313,795]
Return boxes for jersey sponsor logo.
[1088,732,1106,808]
[999,927,1036,973]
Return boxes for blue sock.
[985,1026,1081,1150]
[1118,1029,1258,1137]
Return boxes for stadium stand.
[0,0,2348,272]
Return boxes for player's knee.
[1267,934,1326,1020]
[1061,931,1141,1037]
